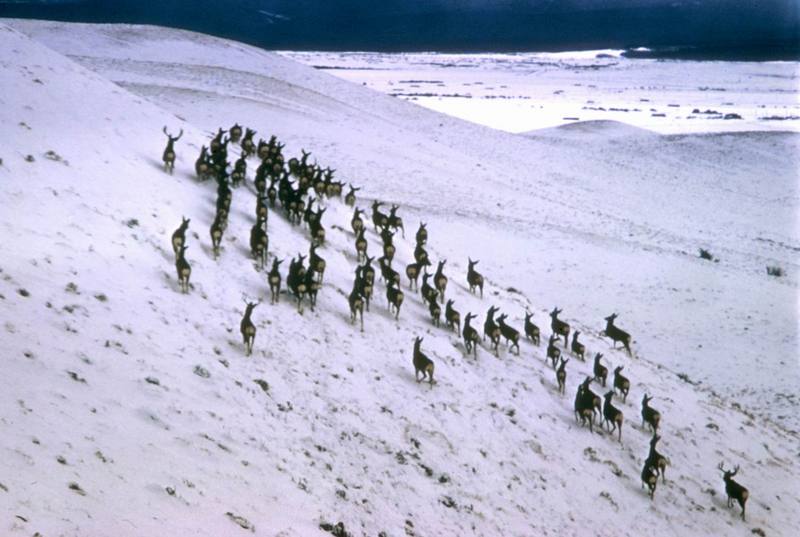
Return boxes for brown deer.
[240,299,260,356]
[175,245,191,293]
[171,217,190,256]
[593,353,608,387]
[550,307,570,348]
[571,331,585,361]
[718,463,749,520]
[556,357,568,394]
[602,391,624,442]
[412,337,435,386]
[524,311,540,346]
[641,394,661,432]
[601,313,632,355]
[613,366,630,403]
[467,258,484,297]
[162,126,183,174]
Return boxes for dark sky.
[1,0,798,58]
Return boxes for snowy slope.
[1,20,798,537]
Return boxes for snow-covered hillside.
[1,20,798,537]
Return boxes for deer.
[646,434,669,484]
[354,264,374,312]
[412,337,435,386]
[601,313,632,356]
[445,299,461,334]
[195,146,211,180]
[555,358,568,394]
[641,394,661,432]
[241,127,256,157]
[171,217,190,256]
[718,463,749,520]
[574,378,595,432]
[613,366,630,403]
[268,258,283,304]
[546,335,562,368]
[210,212,225,260]
[420,273,438,305]
[355,228,368,263]
[371,200,388,231]
[524,311,540,346]
[231,154,247,187]
[309,243,326,283]
[413,244,429,268]
[386,281,404,320]
[348,279,365,331]
[240,299,260,356]
[379,256,401,288]
[175,245,191,293]
[351,207,365,235]
[602,391,624,442]
[161,126,183,174]
[250,217,269,269]
[641,460,658,500]
[593,353,608,387]
[462,312,480,358]
[415,222,428,245]
[571,331,585,361]
[466,258,484,297]
[345,184,360,207]
[427,295,441,327]
[496,313,520,355]
[405,259,429,291]
[433,260,448,302]
[229,123,243,143]
[388,204,405,237]
[550,307,570,348]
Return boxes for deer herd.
[161,124,750,521]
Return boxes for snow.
[1,19,798,537]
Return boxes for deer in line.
[718,463,749,520]
[524,311,540,346]
[371,200,388,231]
[415,222,428,245]
[412,337,435,386]
[462,312,480,358]
[556,357,568,395]
[434,260,448,302]
[546,335,562,369]
[388,204,405,237]
[571,331,586,361]
[550,307,570,348]
[240,299,260,356]
[646,434,669,484]
[345,184,360,207]
[349,284,365,332]
[445,299,461,334]
[641,461,658,500]
[602,391,624,442]
[268,258,283,304]
[467,258,484,297]
[497,314,520,355]
[250,217,269,270]
[593,353,608,387]
[601,313,632,356]
[386,281,404,320]
[641,394,661,432]
[175,245,191,293]
[613,366,630,403]
[171,217,190,256]
[162,126,183,174]
[406,259,430,291]
[309,244,326,283]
